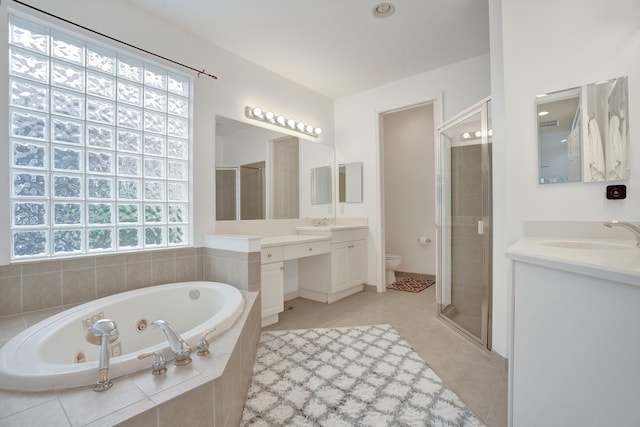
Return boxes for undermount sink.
[541,240,632,251]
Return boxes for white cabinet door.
[347,240,367,286]
[331,242,349,293]
[261,262,284,318]
[331,240,367,293]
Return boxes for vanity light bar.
[245,106,322,138]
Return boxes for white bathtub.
[0,281,245,392]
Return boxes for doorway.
[270,136,299,219]
[381,103,437,287]
[436,98,492,349]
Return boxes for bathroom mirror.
[311,166,332,205]
[215,116,335,220]
[537,76,629,184]
[338,162,363,203]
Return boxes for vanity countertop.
[260,234,330,248]
[507,237,640,287]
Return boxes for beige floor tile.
[264,285,508,427]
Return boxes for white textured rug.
[241,324,484,427]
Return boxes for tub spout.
[604,220,640,247]
[150,319,192,365]
[88,318,119,392]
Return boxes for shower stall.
[436,98,492,349]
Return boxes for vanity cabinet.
[507,236,640,427]
[297,227,368,303]
[259,236,331,326]
[331,239,366,293]
[260,261,284,327]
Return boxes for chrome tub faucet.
[603,220,640,246]
[150,319,192,365]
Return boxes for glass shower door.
[437,99,492,348]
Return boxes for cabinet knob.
[308,247,313,251]
[267,253,272,258]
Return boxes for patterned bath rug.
[387,277,435,293]
[241,324,484,427]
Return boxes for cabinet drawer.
[283,240,331,260]
[330,229,368,244]
[261,246,283,264]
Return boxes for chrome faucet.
[88,318,119,392]
[150,319,192,365]
[312,217,329,226]
[603,220,640,247]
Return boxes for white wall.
[489,0,640,357]
[383,104,436,275]
[334,54,491,303]
[0,0,334,263]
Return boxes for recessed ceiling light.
[538,111,549,116]
[372,2,395,19]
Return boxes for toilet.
[385,253,402,285]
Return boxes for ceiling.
[124,0,490,99]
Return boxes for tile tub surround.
[0,246,261,330]
[0,290,260,426]
[0,248,206,320]
[203,247,261,293]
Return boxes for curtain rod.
[9,0,218,80]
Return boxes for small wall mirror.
[339,162,363,203]
[537,76,629,184]
[311,166,332,204]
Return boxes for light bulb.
[297,122,305,131]
[462,132,471,139]
[287,118,296,128]
[314,127,322,135]
[475,130,482,138]
[276,115,286,125]
[306,125,314,133]
[265,111,274,121]
[252,107,262,117]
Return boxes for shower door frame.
[435,97,492,349]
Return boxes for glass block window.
[9,14,191,260]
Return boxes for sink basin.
[541,240,632,251]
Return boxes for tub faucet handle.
[196,326,217,356]
[137,351,167,375]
